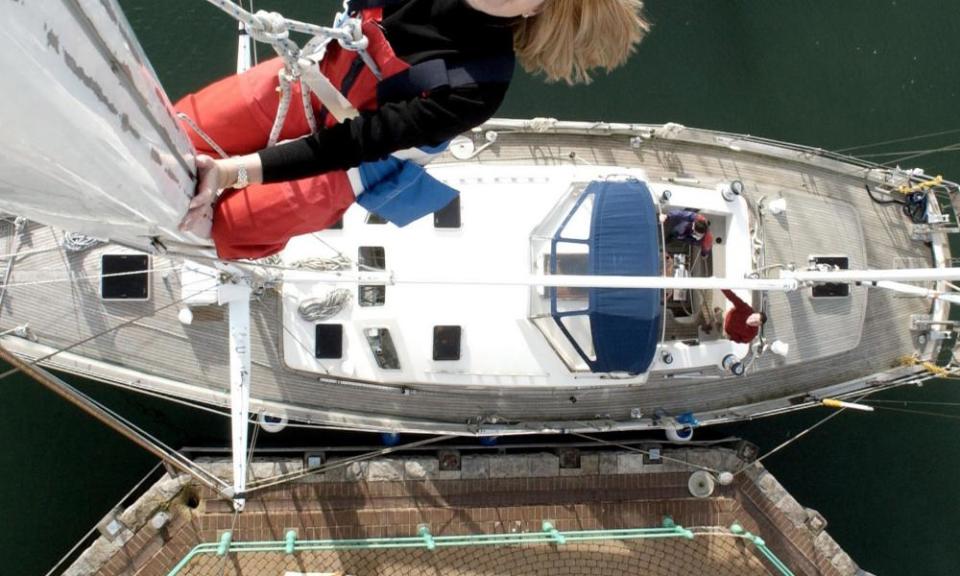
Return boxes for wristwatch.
[232,165,249,189]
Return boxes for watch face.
[234,166,248,189]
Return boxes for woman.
[178,0,650,259]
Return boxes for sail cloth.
[0,0,197,252]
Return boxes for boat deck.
[0,124,940,433]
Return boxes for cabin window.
[100,254,150,300]
[543,251,589,301]
[329,217,344,230]
[359,285,386,307]
[433,326,462,361]
[359,246,386,270]
[314,324,343,359]
[434,196,461,229]
[365,328,400,369]
[365,213,388,225]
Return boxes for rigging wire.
[53,358,230,488]
[867,405,960,421]
[244,434,456,492]
[881,140,960,167]
[864,399,960,407]
[0,276,218,384]
[0,266,184,291]
[0,245,63,261]
[42,461,165,576]
[734,393,871,477]
[856,144,960,158]
[833,127,960,153]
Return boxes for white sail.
[0,0,198,252]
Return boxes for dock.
[64,446,866,576]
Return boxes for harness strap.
[299,55,361,122]
[377,55,515,103]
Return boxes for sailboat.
[2,0,960,510]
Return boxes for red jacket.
[721,289,758,344]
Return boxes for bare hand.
[179,155,223,239]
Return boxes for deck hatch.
[359,285,386,306]
[359,246,386,270]
[100,254,150,300]
[433,326,462,361]
[314,324,344,359]
[810,256,850,298]
[434,196,461,228]
[366,328,400,369]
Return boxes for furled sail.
[0,0,198,252]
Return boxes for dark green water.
[3,1,960,574]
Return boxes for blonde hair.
[513,0,650,85]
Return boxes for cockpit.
[530,178,752,377]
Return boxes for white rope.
[201,0,378,147]
[268,70,295,147]
[298,288,352,321]
[0,266,183,290]
[62,232,103,252]
[177,113,229,159]
[292,255,351,271]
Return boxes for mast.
[224,18,255,512]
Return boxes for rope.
[62,232,103,252]
[298,288,352,321]
[268,69,294,147]
[177,113,229,159]
[898,355,952,378]
[292,255,351,271]
[200,0,379,147]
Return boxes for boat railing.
[166,517,797,576]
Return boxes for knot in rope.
[248,10,291,43]
[336,17,369,52]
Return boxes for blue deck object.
[551,180,661,374]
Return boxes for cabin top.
[270,164,789,388]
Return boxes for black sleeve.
[258,82,508,183]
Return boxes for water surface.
[2,1,960,574]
